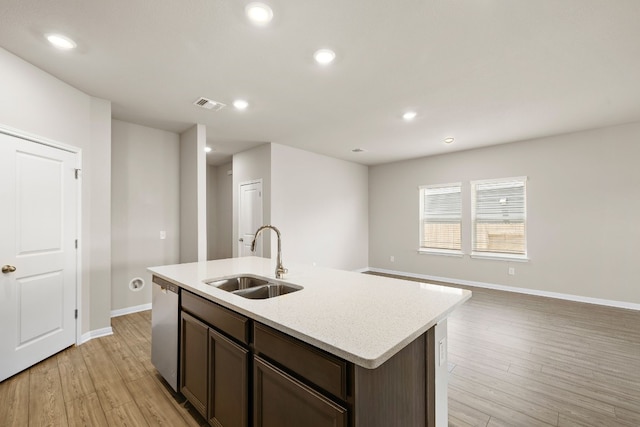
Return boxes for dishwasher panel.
[151,277,180,392]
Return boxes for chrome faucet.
[251,225,288,279]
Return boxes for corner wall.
[207,162,233,260]
[369,122,640,305]
[271,143,369,271]
[88,98,112,328]
[111,120,180,312]
[180,124,207,263]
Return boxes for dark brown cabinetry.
[180,290,250,426]
[208,328,249,427]
[254,356,347,427]
[180,311,208,416]
[253,323,348,400]
[178,288,436,427]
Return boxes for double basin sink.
[204,275,302,300]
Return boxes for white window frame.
[471,176,528,261]
[418,182,463,256]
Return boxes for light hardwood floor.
[0,311,208,427]
[376,274,640,427]
[1,280,639,426]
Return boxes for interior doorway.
[0,131,79,382]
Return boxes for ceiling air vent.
[193,97,226,111]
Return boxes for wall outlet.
[508,267,515,276]
[390,255,395,262]
[160,230,166,240]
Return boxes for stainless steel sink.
[206,276,269,292]
[204,275,302,299]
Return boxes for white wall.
[111,120,180,312]
[180,124,207,263]
[369,122,640,305]
[271,144,369,271]
[233,144,272,257]
[0,47,112,333]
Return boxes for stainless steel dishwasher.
[151,276,179,392]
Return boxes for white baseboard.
[111,303,152,318]
[366,267,640,312]
[79,326,113,344]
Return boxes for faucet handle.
[276,266,288,279]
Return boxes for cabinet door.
[254,356,347,427]
[180,311,208,417]
[209,328,249,427]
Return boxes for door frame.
[0,123,83,345]
[237,179,263,257]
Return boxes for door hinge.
[74,309,78,319]
[74,169,81,179]
[75,239,78,249]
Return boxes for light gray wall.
[216,163,234,259]
[271,144,369,270]
[0,47,112,333]
[369,122,640,305]
[111,120,180,312]
[215,162,234,259]
[207,162,234,260]
[89,98,112,327]
[206,164,218,260]
[233,144,272,257]
[180,124,207,263]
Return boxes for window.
[471,177,527,258]
[419,183,462,253]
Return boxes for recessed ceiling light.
[205,146,213,153]
[313,49,336,65]
[45,33,77,50]
[233,99,249,110]
[245,2,273,25]
[402,111,417,121]
[444,137,454,144]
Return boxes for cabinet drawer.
[253,323,348,400]
[181,290,249,345]
[254,356,347,427]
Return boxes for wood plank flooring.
[0,311,207,427]
[372,273,640,427]
[1,280,639,426]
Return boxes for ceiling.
[2,0,640,166]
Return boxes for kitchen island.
[149,256,471,427]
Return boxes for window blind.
[420,183,462,251]
[472,177,526,255]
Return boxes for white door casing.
[238,180,263,257]
[0,132,78,382]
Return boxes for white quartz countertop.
[148,257,471,369]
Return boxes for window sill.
[418,248,464,258]
[470,252,529,262]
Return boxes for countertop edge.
[148,262,472,369]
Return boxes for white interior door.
[0,133,78,382]
[238,180,263,257]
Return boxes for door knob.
[2,265,16,274]
[239,238,244,242]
